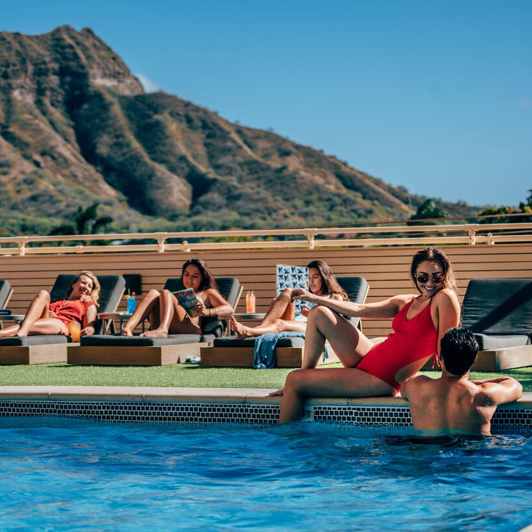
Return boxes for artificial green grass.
[1,363,532,391]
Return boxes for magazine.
[173,289,200,315]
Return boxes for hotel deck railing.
[0,221,531,256]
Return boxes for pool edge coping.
[0,386,531,409]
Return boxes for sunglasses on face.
[416,273,444,284]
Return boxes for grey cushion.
[474,333,531,351]
[213,335,306,348]
[0,280,11,309]
[462,279,532,336]
[81,333,215,347]
[0,335,69,346]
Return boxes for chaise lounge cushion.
[81,333,215,347]
[473,333,531,351]
[462,278,532,336]
[0,335,70,346]
[213,335,306,348]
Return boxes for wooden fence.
[2,242,531,338]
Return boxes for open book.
[173,289,200,315]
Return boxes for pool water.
[0,418,531,531]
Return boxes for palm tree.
[50,203,113,239]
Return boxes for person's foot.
[122,327,133,337]
[141,328,168,338]
[230,317,252,339]
[0,329,17,338]
[269,388,284,396]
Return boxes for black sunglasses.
[416,273,444,284]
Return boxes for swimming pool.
[0,418,531,531]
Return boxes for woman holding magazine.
[230,260,347,339]
[122,258,233,338]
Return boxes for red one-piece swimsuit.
[357,296,437,392]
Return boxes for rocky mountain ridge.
[0,26,480,236]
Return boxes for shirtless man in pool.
[401,327,523,436]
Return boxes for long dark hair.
[410,247,458,294]
[181,258,218,292]
[307,260,348,301]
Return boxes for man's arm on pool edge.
[473,377,523,406]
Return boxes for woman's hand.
[81,326,95,337]
[300,304,312,317]
[48,310,58,318]
[291,288,312,302]
[193,297,208,318]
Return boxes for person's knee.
[280,288,292,300]
[148,289,161,298]
[285,370,305,393]
[308,305,334,324]
[37,290,50,302]
[272,318,284,332]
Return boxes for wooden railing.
[0,222,531,256]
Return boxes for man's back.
[402,374,522,436]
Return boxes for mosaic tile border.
[0,400,530,429]
[311,405,532,429]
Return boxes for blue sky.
[2,0,531,207]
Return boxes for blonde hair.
[66,271,101,307]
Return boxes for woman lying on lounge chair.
[122,258,234,338]
[0,271,100,338]
[230,260,347,339]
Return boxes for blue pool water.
[0,418,531,531]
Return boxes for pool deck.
[0,386,531,407]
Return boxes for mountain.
[0,26,481,236]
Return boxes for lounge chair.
[0,275,126,364]
[0,280,13,310]
[200,276,369,367]
[68,277,242,366]
[462,278,532,371]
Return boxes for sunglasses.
[416,273,444,284]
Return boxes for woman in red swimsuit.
[277,247,461,423]
[0,271,100,338]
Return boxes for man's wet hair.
[440,327,479,376]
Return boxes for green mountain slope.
[0,25,480,236]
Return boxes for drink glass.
[127,294,137,314]
[67,321,81,342]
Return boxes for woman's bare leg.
[26,318,70,336]
[0,291,69,338]
[232,288,296,338]
[0,324,21,338]
[301,306,374,369]
[279,367,398,423]
[142,290,201,337]
[270,306,375,396]
[122,289,161,336]
[16,291,51,337]
[261,289,294,325]
[230,316,305,339]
